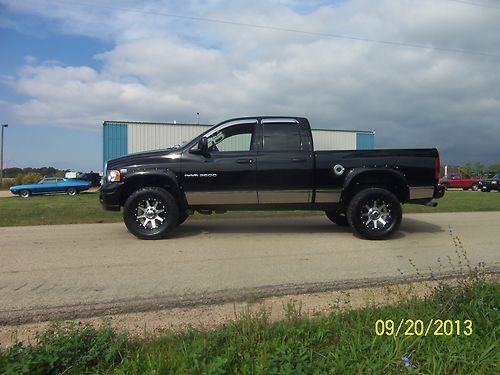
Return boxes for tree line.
[1,167,67,188]
[443,162,500,178]
[2,167,66,179]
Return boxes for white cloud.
[1,0,500,163]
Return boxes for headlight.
[107,170,121,182]
[492,181,498,184]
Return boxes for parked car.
[10,177,91,198]
[100,116,444,240]
[438,174,480,191]
[73,172,101,187]
[479,173,500,192]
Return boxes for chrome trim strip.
[409,186,434,200]
[261,118,299,124]
[315,189,342,203]
[186,191,258,205]
[258,190,312,204]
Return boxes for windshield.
[175,133,201,149]
[493,173,500,179]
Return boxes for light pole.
[0,124,8,185]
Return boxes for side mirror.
[190,137,209,156]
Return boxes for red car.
[439,174,480,191]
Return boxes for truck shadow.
[390,218,445,240]
[170,216,444,239]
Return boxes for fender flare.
[341,168,409,202]
[121,169,186,207]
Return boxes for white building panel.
[128,123,209,154]
[312,130,356,151]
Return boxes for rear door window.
[262,122,301,151]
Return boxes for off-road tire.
[347,188,402,240]
[177,212,190,226]
[325,210,349,226]
[123,187,179,240]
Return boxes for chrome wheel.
[19,189,30,198]
[123,187,179,240]
[135,199,166,230]
[361,199,391,230]
[67,188,77,196]
[347,188,402,240]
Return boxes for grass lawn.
[1,278,498,374]
[0,190,499,227]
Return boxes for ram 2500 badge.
[100,116,444,240]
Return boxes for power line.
[32,0,500,59]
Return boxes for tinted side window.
[263,123,301,151]
[207,123,255,152]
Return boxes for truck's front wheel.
[123,187,179,240]
[347,188,402,240]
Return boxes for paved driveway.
[0,212,498,323]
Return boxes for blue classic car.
[10,177,91,198]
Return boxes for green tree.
[487,163,500,174]
[15,172,42,185]
[458,162,485,178]
[458,163,474,177]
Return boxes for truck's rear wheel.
[325,210,349,226]
[471,183,479,191]
[123,187,179,240]
[347,188,402,240]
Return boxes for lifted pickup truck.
[100,116,444,240]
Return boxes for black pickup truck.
[100,116,444,240]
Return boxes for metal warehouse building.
[103,120,375,165]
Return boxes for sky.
[0,0,499,172]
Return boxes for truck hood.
[106,148,181,170]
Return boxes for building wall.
[103,122,128,165]
[356,132,375,150]
[312,130,357,151]
[128,123,209,154]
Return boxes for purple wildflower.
[402,356,411,368]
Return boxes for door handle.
[291,158,307,163]
[236,158,254,164]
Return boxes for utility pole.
[197,112,200,125]
[0,124,8,185]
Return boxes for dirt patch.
[0,278,471,349]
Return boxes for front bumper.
[434,184,446,199]
[99,182,124,211]
[480,181,498,191]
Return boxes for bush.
[0,178,15,190]
[14,172,42,186]
[0,321,127,374]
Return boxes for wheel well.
[342,171,409,204]
[120,175,185,208]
